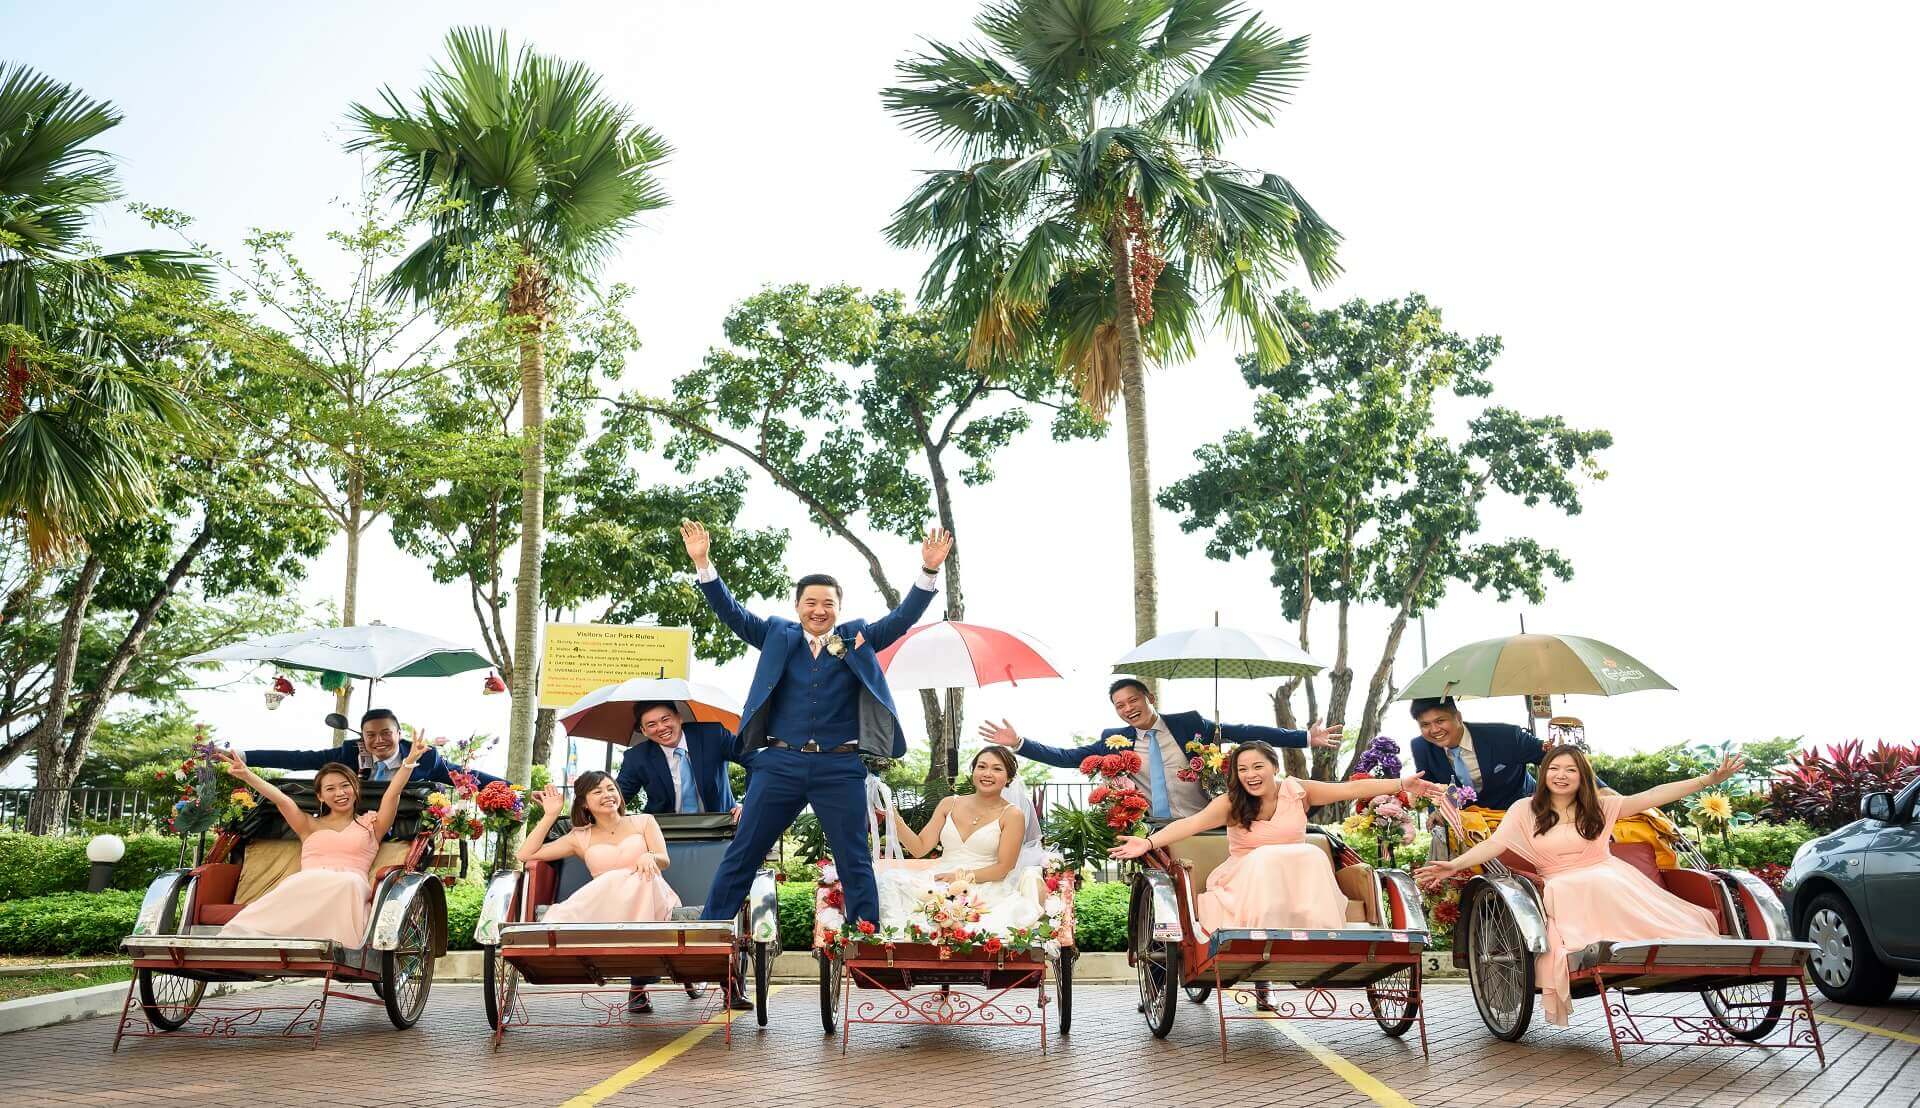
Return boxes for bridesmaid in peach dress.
[518,772,680,926]
[1112,741,1446,933]
[210,743,425,948]
[1419,745,1740,1026]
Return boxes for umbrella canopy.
[558,677,744,744]
[183,622,492,680]
[874,621,1070,691]
[1112,626,1326,681]
[1397,633,1675,700]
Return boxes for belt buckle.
[801,740,821,753]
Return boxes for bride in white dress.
[877,747,1046,934]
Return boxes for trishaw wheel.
[1366,967,1419,1037]
[481,945,504,1030]
[137,968,205,1032]
[1056,949,1073,1035]
[753,941,772,1027]
[1129,877,1180,1038]
[1466,889,1534,1041]
[1703,978,1786,1041]
[1184,982,1213,1004]
[380,894,435,1030]
[817,952,840,1035]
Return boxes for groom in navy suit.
[981,678,1341,820]
[615,701,744,819]
[1407,696,1606,810]
[682,520,951,932]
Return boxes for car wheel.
[1803,892,1897,1005]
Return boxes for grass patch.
[0,963,133,1003]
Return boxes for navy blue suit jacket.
[697,575,933,759]
[1409,722,1550,811]
[614,722,745,814]
[1017,709,1313,770]
[247,739,503,787]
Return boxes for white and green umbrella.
[1113,625,1326,733]
[185,622,493,680]
[1397,633,1675,701]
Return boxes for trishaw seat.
[1568,937,1815,974]
[1169,830,1379,925]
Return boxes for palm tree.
[884,0,1341,648]
[0,62,204,563]
[349,28,670,787]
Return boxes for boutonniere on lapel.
[823,631,865,658]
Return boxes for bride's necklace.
[954,796,1008,835]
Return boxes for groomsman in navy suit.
[249,708,502,788]
[682,519,951,935]
[980,678,1341,820]
[1407,696,1605,810]
[615,701,744,820]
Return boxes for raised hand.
[1308,720,1343,750]
[680,520,712,568]
[1705,754,1744,787]
[401,740,429,768]
[920,526,953,571]
[976,719,1021,749]
[533,784,564,815]
[211,746,248,774]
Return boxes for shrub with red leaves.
[1765,740,1920,832]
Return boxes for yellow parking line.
[1817,1014,1920,1046]
[557,987,783,1108]
[1236,999,1416,1108]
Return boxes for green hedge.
[0,890,143,955]
[1697,821,1818,869]
[771,878,1132,953]
[446,881,483,951]
[0,833,186,900]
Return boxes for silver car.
[1780,777,1920,1004]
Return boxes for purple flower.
[1354,735,1403,779]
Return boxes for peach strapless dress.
[1491,795,1719,1025]
[544,818,681,924]
[1196,777,1349,935]
[219,813,378,948]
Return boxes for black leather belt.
[765,739,859,754]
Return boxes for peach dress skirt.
[1197,777,1349,934]
[544,820,682,924]
[219,813,378,948]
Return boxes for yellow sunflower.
[1698,794,1733,822]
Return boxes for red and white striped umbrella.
[875,621,1070,691]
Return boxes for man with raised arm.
[681,520,950,941]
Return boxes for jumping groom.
[684,519,951,932]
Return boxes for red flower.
[1114,750,1143,774]
[1433,901,1460,926]
[821,927,840,944]
[984,937,1003,954]
[1176,769,1198,783]
[1078,755,1104,777]
[1088,785,1110,805]
[824,887,844,910]
[856,919,877,935]
[1043,873,1062,893]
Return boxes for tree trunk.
[1359,606,1416,765]
[334,489,362,738]
[1107,220,1158,671]
[65,521,215,778]
[26,554,103,834]
[1316,594,1354,784]
[504,269,548,789]
[532,707,556,773]
[920,441,966,796]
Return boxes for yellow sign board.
[538,623,693,710]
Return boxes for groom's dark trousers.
[701,746,876,924]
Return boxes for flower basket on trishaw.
[1126,824,1431,1059]
[1436,803,1826,1064]
[472,811,780,1049]
[114,779,449,1050]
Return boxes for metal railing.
[0,788,154,833]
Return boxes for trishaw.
[1436,802,1826,1064]
[1127,824,1431,1059]
[114,780,448,1050]
[813,780,1076,1054]
[473,810,780,1049]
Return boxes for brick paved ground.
[3,980,1914,1106]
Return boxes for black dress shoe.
[1254,983,1274,1013]
[727,990,754,1011]
[626,992,654,1015]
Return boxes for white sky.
[8,1,1917,782]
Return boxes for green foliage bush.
[0,833,185,900]
[1697,821,1819,869]
[0,890,144,954]
[445,880,484,951]
[777,879,816,951]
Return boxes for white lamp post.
[86,833,126,892]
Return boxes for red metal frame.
[490,950,739,1051]
[1572,950,1827,1065]
[833,944,1050,1055]
[111,955,387,1051]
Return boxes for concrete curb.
[0,978,272,1036]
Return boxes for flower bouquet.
[1178,734,1231,797]
[1343,735,1414,866]
[1079,748,1151,840]
[421,769,487,851]
[162,737,259,837]
[474,778,528,875]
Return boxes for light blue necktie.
[369,756,390,782]
[1142,729,1171,820]
[675,746,701,813]
[1448,746,1475,790]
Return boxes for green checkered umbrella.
[1397,633,1675,700]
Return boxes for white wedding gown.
[876,812,1047,935]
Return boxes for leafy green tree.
[1162,292,1611,786]
[884,0,1341,656]
[351,26,673,787]
[616,284,1095,790]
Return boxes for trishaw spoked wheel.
[1366,967,1419,1037]
[818,952,840,1035]
[1703,978,1786,1041]
[381,894,435,1029]
[753,941,772,1027]
[481,945,504,1030]
[1056,950,1073,1035]
[1467,890,1534,1041]
[1184,982,1213,1004]
[137,969,205,1031]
